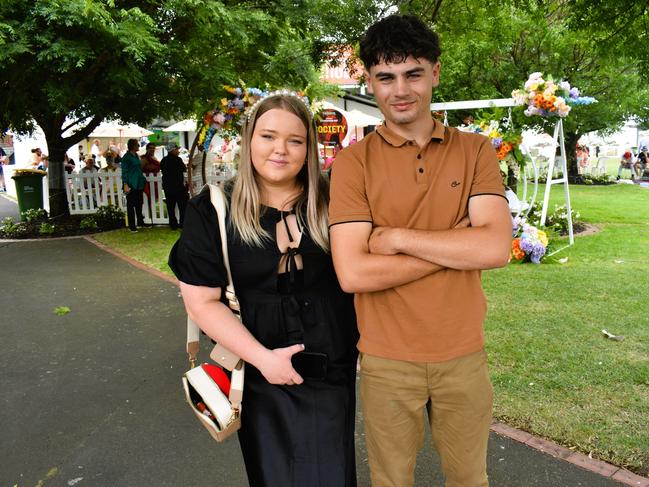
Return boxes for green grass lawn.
[93,183,649,475]
[486,183,649,474]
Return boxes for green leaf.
[54,306,71,316]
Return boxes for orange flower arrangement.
[511,238,526,261]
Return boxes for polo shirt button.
[418,168,424,173]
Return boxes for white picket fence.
[64,168,232,224]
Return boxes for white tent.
[163,119,198,132]
[90,121,153,138]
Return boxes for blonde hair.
[230,94,330,251]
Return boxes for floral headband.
[245,89,313,122]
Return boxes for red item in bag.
[201,363,231,395]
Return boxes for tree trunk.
[38,114,103,217]
[45,139,70,217]
[565,131,581,182]
[507,166,517,194]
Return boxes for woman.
[141,142,160,219]
[169,92,358,486]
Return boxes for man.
[121,138,147,232]
[90,139,102,165]
[329,15,512,487]
[160,143,188,229]
[617,150,635,180]
[635,146,648,178]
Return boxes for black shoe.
[138,222,152,228]
[129,228,138,233]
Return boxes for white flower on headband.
[245,89,313,121]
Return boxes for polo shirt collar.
[376,119,446,147]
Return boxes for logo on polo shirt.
[451,181,461,187]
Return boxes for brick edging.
[83,236,648,487]
[490,422,649,486]
[83,235,179,287]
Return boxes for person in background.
[80,156,100,207]
[64,154,76,174]
[109,139,121,156]
[91,139,102,162]
[0,147,6,191]
[100,152,120,195]
[122,138,147,232]
[617,150,635,180]
[30,148,43,169]
[81,156,98,174]
[141,142,160,222]
[635,146,648,178]
[329,15,511,487]
[160,143,188,230]
[576,145,590,174]
[169,92,358,486]
[101,152,119,172]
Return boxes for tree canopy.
[0,0,324,214]
[379,0,649,176]
[1,0,647,214]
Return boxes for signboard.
[316,109,348,169]
[321,48,363,86]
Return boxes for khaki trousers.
[360,349,493,487]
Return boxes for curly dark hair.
[359,14,441,70]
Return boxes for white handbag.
[182,184,245,442]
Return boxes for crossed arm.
[330,194,512,294]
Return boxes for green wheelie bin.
[12,169,46,220]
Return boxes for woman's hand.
[256,344,305,385]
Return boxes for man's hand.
[369,217,470,256]
[454,215,471,229]
[368,226,398,255]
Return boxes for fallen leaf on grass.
[54,306,71,316]
[602,329,625,341]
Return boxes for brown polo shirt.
[329,121,505,362]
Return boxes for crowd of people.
[120,139,188,232]
[21,137,190,231]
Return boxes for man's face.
[366,56,440,128]
[146,144,155,154]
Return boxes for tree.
[316,1,649,180]
[399,0,649,179]
[0,0,321,216]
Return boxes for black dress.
[169,187,358,487]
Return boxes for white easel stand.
[540,118,574,247]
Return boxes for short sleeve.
[168,188,229,288]
[470,137,506,199]
[328,146,373,226]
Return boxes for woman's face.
[250,108,307,189]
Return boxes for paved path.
[0,237,639,487]
[0,192,21,220]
